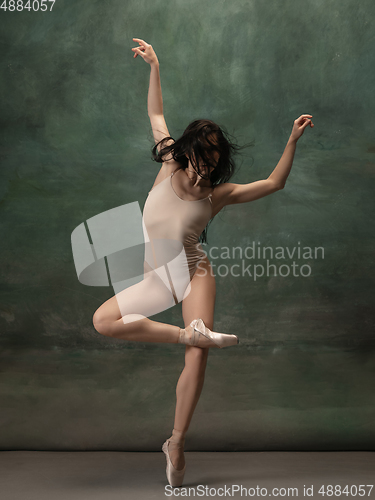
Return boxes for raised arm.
[217,115,314,209]
[132,38,174,154]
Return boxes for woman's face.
[187,135,220,179]
[198,150,220,177]
[186,150,219,179]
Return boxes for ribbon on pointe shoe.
[177,322,200,346]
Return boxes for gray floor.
[1,451,374,499]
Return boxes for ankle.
[177,327,185,344]
[169,428,186,447]
[178,326,196,346]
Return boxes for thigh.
[182,254,216,330]
[93,269,175,325]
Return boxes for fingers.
[296,114,312,124]
[296,115,311,121]
[131,38,149,59]
[131,47,145,59]
[295,114,314,130]
[300,119,315,131]
[132,37,149,48]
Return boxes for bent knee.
[92,308,114,336]
[93,317,113,337]
[92,307,107,327]
[93,317,136,340]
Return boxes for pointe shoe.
[162,429,186,487]
[178,318,239,348]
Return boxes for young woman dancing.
[92,38,314,487]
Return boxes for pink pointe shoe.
[162,429,186,487]
[178,318,239,348]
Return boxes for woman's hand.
[290,114,314,142]
[131,38,159,66]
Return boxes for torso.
[142,166,214,279]
[150,163,226,217]
[168,166,214,201]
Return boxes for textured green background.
[1,0,374,450]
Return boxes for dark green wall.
[1,0,374,450]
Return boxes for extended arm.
[220,115,314,206]
[268,137,297,189]
[132,38,172,151]
[148,62,163,116]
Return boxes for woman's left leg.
[166,255,216,470]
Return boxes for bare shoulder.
[149,158,181,191]
[211,182,235,217]
[161,157,181,177]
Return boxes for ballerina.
[92,37,314,487]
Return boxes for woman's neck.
[185,166,212,188]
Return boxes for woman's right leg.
[92,268,217,347]
[93,268,183,342]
